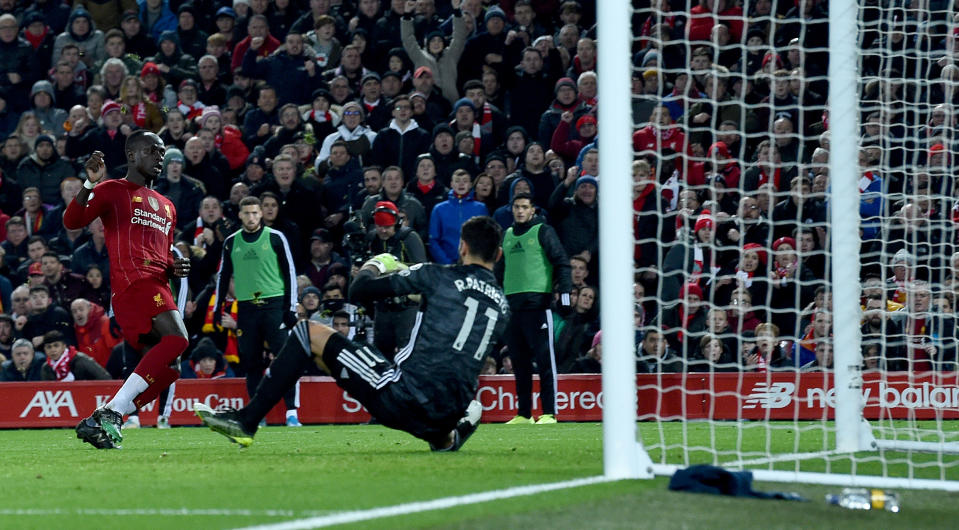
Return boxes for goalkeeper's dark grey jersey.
[350,263,510,404]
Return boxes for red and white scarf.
[46,347,77,381]
[177,100,205,121]
[451,119,482,160]
[478,102,494,136]
[130,102,148,128]
[858,171,878,193]
[303,109,333,123]
[193,217,207,248]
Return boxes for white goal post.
[598,0,959,490]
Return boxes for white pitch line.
[0,508,334,517]
[238,475,614,530]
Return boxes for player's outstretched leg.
[194,403,256,447]
[196,321,315,446]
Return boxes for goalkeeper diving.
[196,216,510,451]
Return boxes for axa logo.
[20,390,78,418]
[743,382,796,409]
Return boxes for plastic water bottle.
[826,488,900,513]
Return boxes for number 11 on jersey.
[453,297,499,360]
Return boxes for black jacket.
[548,181,598,258]
[371,121,432,181]
[0,352,46,381]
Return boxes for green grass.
[2,423,959,529]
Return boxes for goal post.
[598,0,650,480]
[597,0,959,490]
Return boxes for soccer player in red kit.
[66,131,191,449]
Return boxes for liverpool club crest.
[148,196,159,211]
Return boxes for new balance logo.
[743,382,795,409]
[20,390,79,418]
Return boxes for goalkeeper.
[196,216,509,451]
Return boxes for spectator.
[65,100,129,175]
[555,284,598,373]
[428,169,488,264]
[745,322,790,371]
[689,333,737,372]
[71,217,109,280]
[138,0,177,43]
[637,327,684,373]
[118,75,163,133]
[371,94,432,180]
[360,165,428,241]
[242,84,280,148]
[53,8,105,69]
[860,295,905,370]
[70,298,119,368]
[316,100,376,165]
[304,228,347,289]
[0,338,45,381]
[15,135,74,205]
[538,76,589,147]
[40,251,85,308]
[243,31,323,106]
[505,47,555,143]
[18,187,57,239]
[548,171,597,260]
[357,73,394,131]
[401,0,467,103]
[39,329,110,381]
[889,280,958,372]
[119,10,156,59]
[175,3,208,61]
[727,287,761,334]
[183,136,226,200]
[148,30,198,90]
[29,81,67,135]
[181,337,234,379]
[154,147,204,230]
[199,106,249,172]
[23,284,75,347]
[463,78,508,147]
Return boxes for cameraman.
[365,200,427,359]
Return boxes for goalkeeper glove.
[363,253,409,275]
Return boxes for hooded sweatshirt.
[52,9,105,67]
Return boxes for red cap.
[761,51,782,69]
[100,100,121,116]
[140,61,161,78]
[693,209,713,233]
[680,282,703,301]
[930,143,945,156]
[413,66,433,79]
[576,115,597,131]
[28,261,42,276]
[743,242,767,265]
[373,201,399,227]
[772,237,796,252]
[709,141,729,159]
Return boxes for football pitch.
[2,422,959,529]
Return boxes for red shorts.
[112,277,177,350]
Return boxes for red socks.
[132,335,189,409]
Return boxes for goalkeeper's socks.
[239,341,311,432]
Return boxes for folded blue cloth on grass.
[668,465,806,501]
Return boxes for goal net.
[597,0,959,490]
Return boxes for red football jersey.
[63,179,177,296]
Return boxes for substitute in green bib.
[214,195,303,426]
[495,193,572,425]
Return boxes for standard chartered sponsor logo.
[131,207,172,233]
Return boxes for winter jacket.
[547,181,598,258]
[40,349,112,380]
[242,48,324,106]
[400,11,467,103]
[428,190,488,264]
[538,99,590,147]
[154,175,205,229]
[371,120,432,181]
[137,0,177,42]
[0,352,46,381]
[406,178,448,225]
[30,81,67,135]
[16,153,76,205]
[73,301,120,368]
[316,124,377,165]
[52,9,105,67]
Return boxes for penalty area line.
[238,475,614,530]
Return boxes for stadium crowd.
[0,0,955,388]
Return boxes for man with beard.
[65,131,191,449]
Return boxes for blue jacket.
[137,0,177,42]
[429,190,488,264]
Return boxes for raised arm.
[63,151,106,229]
